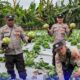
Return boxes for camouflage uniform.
[0,24,28,80]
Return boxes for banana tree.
[21,1,46,30]
[60,0,80,28]
[36,0,55,27]
[0,0,12,26]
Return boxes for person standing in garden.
[0,14,31,80]
[53,40,80,80]
[47,14,70,43]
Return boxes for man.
[53,40,80,80]
[0,14,30,80]
[48,14,70,43]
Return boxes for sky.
[2,0,68,9]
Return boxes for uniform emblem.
[55,44,59,48]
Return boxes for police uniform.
[0,15,28,80]
[0,24,28,55]
[48,14,70,43]
[53,41,80,80]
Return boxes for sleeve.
[55,54,65,80]
[76,59,80,68]
[65,24,74,36]
[19,26,29,43]
[71,47,80,67]
[48,24,55,36]
[0,28,4,49]
[65,24,70,35]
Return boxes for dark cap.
[57,14,63,18]
[53,41,65,51]
[6,14,14,21]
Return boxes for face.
[6,18,14,27]
[56,17,64,24]
[57,45,67,55]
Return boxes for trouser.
[5,53,27,79]
[62,64,75,80]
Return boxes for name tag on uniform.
[4,32,10,37]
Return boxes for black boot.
[19,71,27,80]
[8,70,16,79]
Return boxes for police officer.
[53,41,80,80]
[48,14,70,43]
[0,14,30,80]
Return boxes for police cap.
[57,14,63,18]
[6,14,14,21]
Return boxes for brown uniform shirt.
[0,24,28,55]
[49,23,70,43]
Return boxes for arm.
[0,28,9,50]
[65,24,73,36]
[47,25,54,36]
[55,54,65,80]
[71,47,80,59]
[0,28,4,49]
[72,47,80,76]
[65,24,71,36]
[19,27,29,43]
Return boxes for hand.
[1,43,8,49]
[68,29,73,36]
[28,37,32,43]
[47,29,52,36]
[73,69,80,77]
[70,28,73,32]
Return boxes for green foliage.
[0,72,10,79]
[67,29,80,46]
[0,0,80,28]
[60,0,80,27]
[0,57,5,62]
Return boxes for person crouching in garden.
[52,40,80,80]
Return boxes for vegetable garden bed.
[0,29,80,80]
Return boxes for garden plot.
[0,62,49,80]
[23,42,53,64]
[0,43,53,80]
[0,42,79,80]
[22,43,35,51]
[0,30,80,79]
